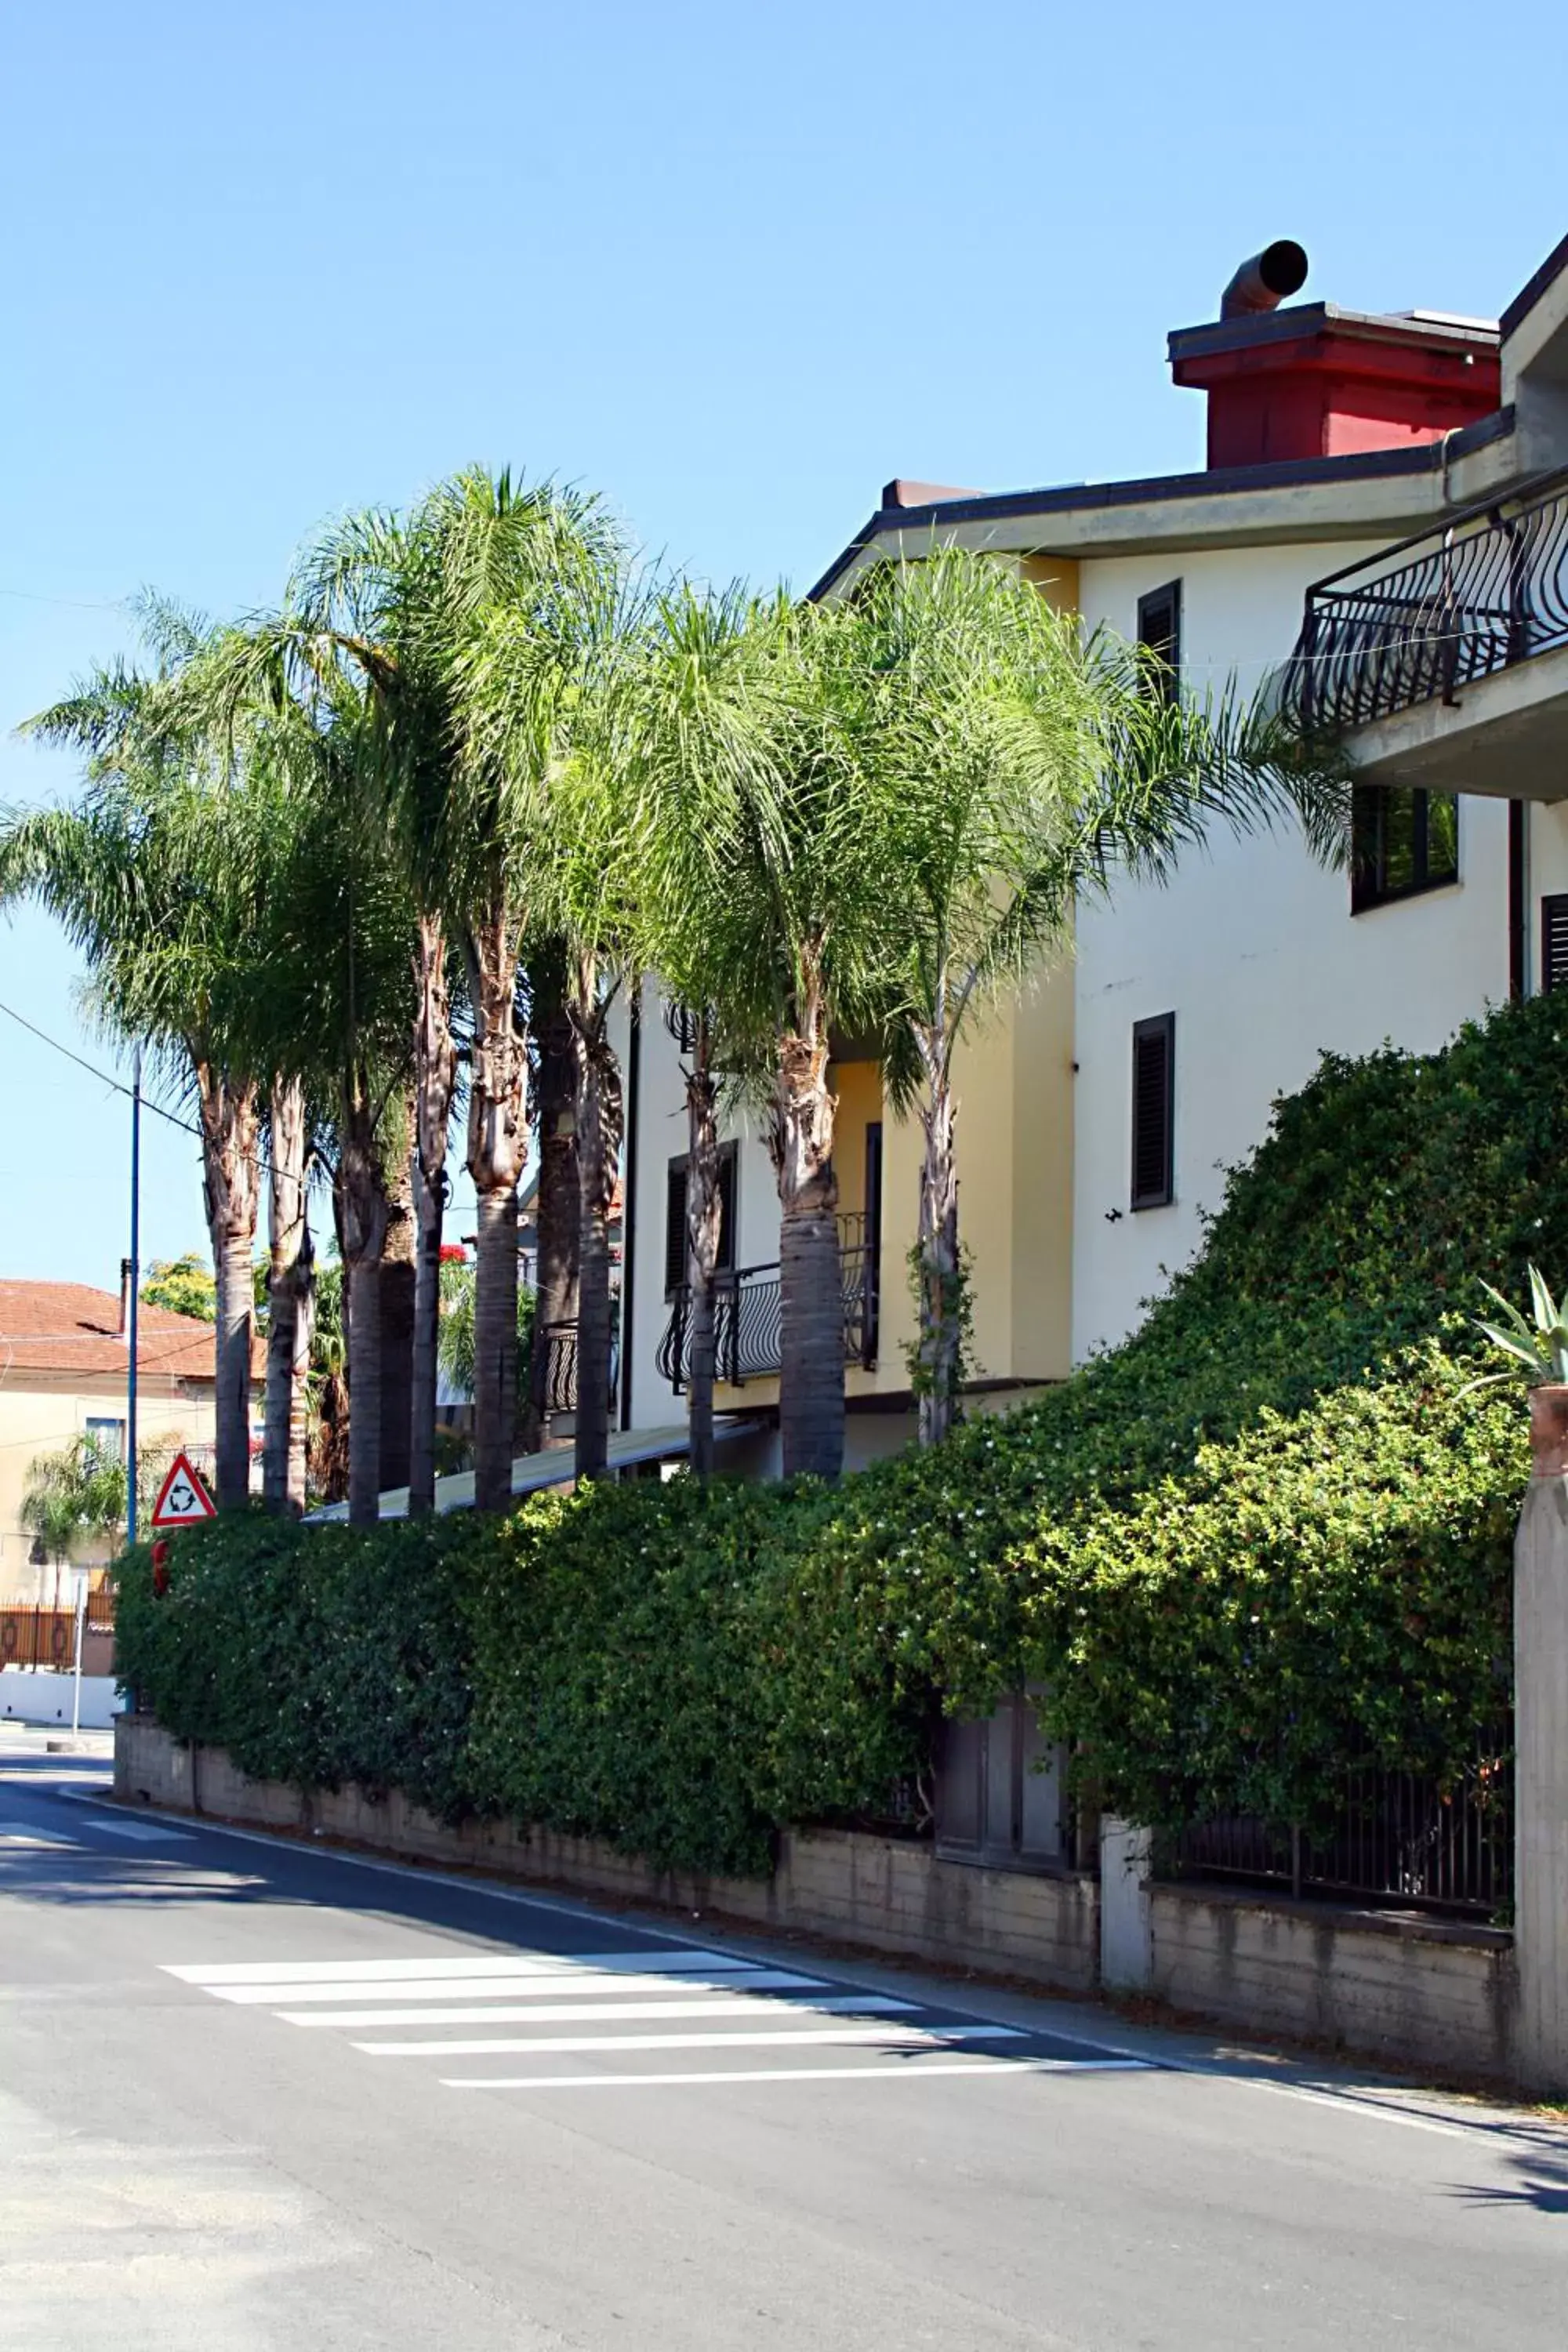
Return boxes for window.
[1543,895,1568,993]
[1350,785,1459,913]
[1136,579,1182,705]
[85,1417,125,1461]
[1131,1013,1175,1210]
[663,1145,738,1296]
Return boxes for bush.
[116,993,1566,1875]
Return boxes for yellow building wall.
[0,1375,214,1602]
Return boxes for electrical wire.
[0,996,203,1139]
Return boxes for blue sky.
[2,0,1565,1287]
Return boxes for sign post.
[69,1566,88,1741]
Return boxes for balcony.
[656,1212,879,1392]
[532,1318,620,1418]
[1284,466,1568,799]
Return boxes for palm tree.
[846,547,1354,1444]
[629,585,786,1479]
[23,1434,156,1598]
[6,632,270,1510]
[263,1073,314,1515]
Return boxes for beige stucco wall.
[0,1372,214,1602]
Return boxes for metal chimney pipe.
[1220,240,1308,318]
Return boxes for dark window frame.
[1350,784,1460,914]
[663,1143,739,1298]
[1136,579,1182,706]
[1131,1011,1175,1211]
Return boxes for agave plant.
[1471,1265,1568,1388]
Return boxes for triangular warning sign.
[151,1449,217,1529]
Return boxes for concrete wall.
[114,1716,1100,1994]
[114,1719,1521,2078]
[2,1668,124,1730]
[1148,1882,1515,2083]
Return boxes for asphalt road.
[2,1732,1565,2350]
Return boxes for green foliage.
[23,1434,162,1563]
[140,1253,216,1322]
[437,1255,535,1403]
[118,993,1563,1873]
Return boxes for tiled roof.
[0,1280,219,1381]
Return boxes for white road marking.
[280,1993,918,2029]
[81,1817,194,1842]
[206,1965,818,2005]
[444,2060,1154,2090]
[357,2023,1028,2057]
[162,1949,755,1986]
[0,1824,80,1848]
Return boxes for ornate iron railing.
[1160,1737,1513,1919]
[656,1213,878,1392]
[1281,468,1568,736]
[532,1319,620,1417]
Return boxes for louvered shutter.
[1131,1014,1175,1210]
[716,1148,738,1274]
[664,1163,688,1295]
[1543,897,1568,995]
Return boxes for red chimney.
[1170,247,1501,470]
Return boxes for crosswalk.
[163,1944,1150,2096]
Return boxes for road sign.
[151,1450,217,1529]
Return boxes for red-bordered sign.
[151,1450,217,1529]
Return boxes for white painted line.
[162,1949,756,1987]
[358,2023,1028,2058]
[444,2059,1154,2090]
[281,1993,918,2030]
[208,1965,816,2006]
[82,1817,194,1842]
[0,1826,80,1849]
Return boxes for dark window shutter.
[1136,580,1182,705]
[717,1147,738,1274]
[664,1163,688,1296]
[1131,1014,1175,1210]
[1544,896,1568,994]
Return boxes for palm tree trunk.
[337,1115,390,1529]
[197,1062,261,1512]
[684,1021,723,1483]
[263,1076,313,1515]
[572,984,623,1483]
[465,916,528,1513]
[522,996,579,1451]
[473,1187,519,1507]
[915,1038,962,1448]
[409,912,457,1517]
[770,1016,844,1481]
[379,1139,416,1497]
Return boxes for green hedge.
[117,993,1562,1876]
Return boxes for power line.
[0,996,202,1139]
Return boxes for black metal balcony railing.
[1283,468,1568,737]
[656,1212,879,1392]
[532,1319,620,1417]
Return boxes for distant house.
[0,1272,221,1602]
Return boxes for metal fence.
[1281,466,1568,735]
[1163,1740,1513,1918]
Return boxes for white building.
[603,233,1568,1475]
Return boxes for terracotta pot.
[1529,1383,1568,1479]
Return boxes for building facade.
[607,237,1568,1467]
[0,1277,220,1601]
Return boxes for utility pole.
[126,1044,142,1546]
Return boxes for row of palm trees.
[1,469,1339,1522]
